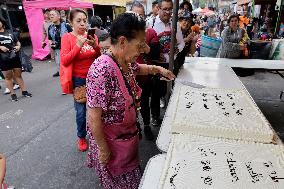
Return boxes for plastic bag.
[19,49,33,72]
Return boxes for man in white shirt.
[146,0,159,28]
[152,0,185,63]
[150,0,185,111]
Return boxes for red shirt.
[136,28,159,65]
[61,33,100,78]
[136,28,159,85]
[60,33,100,94]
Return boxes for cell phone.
[87,28,96,40]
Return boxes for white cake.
[159,134,284,189]
[172,86,274,143]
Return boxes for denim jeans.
[73,77,87,138]
[54,49,60,72]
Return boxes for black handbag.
[0,50,17,62]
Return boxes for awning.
[23,0,93,60]
[82,0,127,7]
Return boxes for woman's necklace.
[109,51,141,112]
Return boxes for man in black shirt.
[48,10,72,77]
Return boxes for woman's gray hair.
[130,1,145,12]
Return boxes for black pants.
[138,77,160,125]
[173,45,190,76]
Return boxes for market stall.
[82,0,126,6]
[23,0,93,60]
[83,0,127,20]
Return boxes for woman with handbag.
[0,18,32,102]
[60,9,100,152]
[86,12,175,188]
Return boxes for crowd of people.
[0,0,283,188]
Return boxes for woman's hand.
[157,66,175,81]
[98,145,111,164]
[87,35,97,48]
[76,35,88,47]
[0,46,9,53]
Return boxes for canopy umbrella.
[81,0,127,6]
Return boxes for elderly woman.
[87,13,175,188]
[60,8,100,151]
[219,14,247,59]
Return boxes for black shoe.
[53,72,60,77]
[144,126,154,141]
[22,91,32,97]
[11,94,18,102]
[152,118,162,127]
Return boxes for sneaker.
[152,118,162,127]
[53,72,60,77]
[144,126,154,141]
[160,98,166,108]
[13,84,20,90]
[22,91,32,97]
[4,88,10,95]
[11,94,18,102]
[77,138,88,151]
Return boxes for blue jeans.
[73,77,87,138]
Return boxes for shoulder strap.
[106,54,134,102]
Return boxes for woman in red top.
[60,8,100,151]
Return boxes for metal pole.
[166,0,179,104]
[169,0,179,72]
[3,3,13,31]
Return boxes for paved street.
[0,48,284,189]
